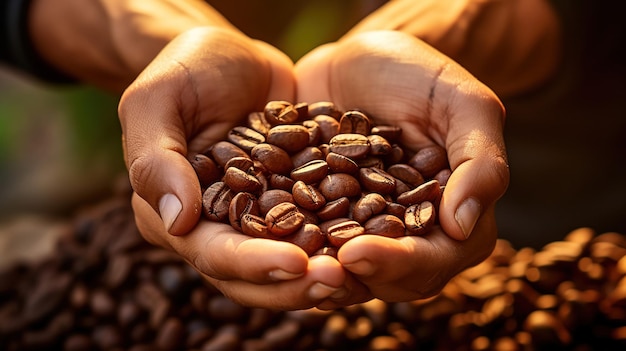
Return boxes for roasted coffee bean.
[397,179,441,207]
[308,101,342,118]
[364,214,406,238]
[405,201,436,235]
[387,164,425,187]
[291,160,329,184]
[224,156,254,173]
[327,220,365,247]
[267,125,310,154]
[385,144,405,165]
[313,115,341,144]
[247,111,271,136]
[353,193,388,224]
[319,173,361,201]
[434,168,452,186]
[222,167,262,194]
[209,141,249,168]
[357,156,385,169]
[265,202,305,236]
[385,202,406,219]
[251,143,293,175]
[359,167,397,195]
[291,146,324,168]
[258,189,294,215]
[329,133,370,159]
[229,192,260,232]
[190,154,220,187]
[202,182,234,222]
[326,152,360,175]
[394,178,412,197]
[339,110,371,135]
[241,214,271,238]
[283,224,327,256]
[264,100,299,125]
[292,181,327,211]
[269,174,296,191]
[371,125,402,143]
[367,135,392,156]
[317,197,351,222]
[302,120,322,146]
[227,126,266,152]
[408,145,448,178]
[294,102,309,120]
[313,246,339,258]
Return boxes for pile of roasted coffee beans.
[1,179,626,351]
[192,101,450,255]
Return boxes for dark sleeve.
[0,0,73,82]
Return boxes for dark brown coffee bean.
[241,214,271,238]
[292,181,327,211]
[291,160,329,184]
[64,334,94,351]
[387,164,425,187]
[209,141,249,168]
[224,156,254,173]
[371,125,402,143]
[319,217,351,235]
[92,325,124,350]
[294,101,309,120]
[397,179,441,207]
[326,152,359,175]
[227,126,266,152]
[329,133,370,159]
[313,246,339,258]
[156,317,184,351]
[359,167,396,195]
[265,202,305,236]
[222,167,262,194]
[190,154,221,187]
[117,300,143,327]
[408,145,448,178]
[367,135,392,155]
[385,144,405,165]
[267,125,310,153]
[251,143,293,175]
[357,156,385,169]
[385,202,406,219]
[264,100,299,125]
[319,174,361,201]
[434,168,452,186]
[229,192,260,232]
[247,111,271,136]
[104,253,132,289]
[353,193,387,223]
[317,197,351,221]
[313,115,341,144]
[302,120,322,146]
[269,173,296,191]
[394,178,412,198]
[291,146,324,169]
[283,224,326,256]
[327,220,365,247]
[339,110,371,135]
[364,214,406,238]
[258,189,294,215]
[202,182,234,222]
[405,201,436,235]
[90,289,116,317]
[308,101,342,118]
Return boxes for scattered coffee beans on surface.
[193,101,450,255]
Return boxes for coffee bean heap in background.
[193,101,450,255]
[1,180,626,350]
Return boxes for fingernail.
[343,260,375,276]
[308,282,340,300]
[269,269,304,281]
[455,197,481,239]
[159,193,182,233]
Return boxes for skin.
[25,0,560,309]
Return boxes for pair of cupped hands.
[118,27,509,310]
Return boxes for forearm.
[344,0,563,97]
[28,0,238,92]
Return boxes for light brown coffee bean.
[353,193,388,224]
[247,111,271,136]
[302,120,322,146]
[292,146,324,168]
[364,214,406,238]
[229,192,260,232]
[408,145,448,178]
[209,141,249,168]
[387,164,425,187]
[405,201,436,235]
[283,224,326,256]
[367,135,392,156]
[326,152,359,175]
[265,202,305,236]
[319,174,362,201]
[308,101,342,119]
[327,220,365,247]
[241,214,271,238]
[329,133,370,159]
[222,167,262,194]
[291,160,329,184]
[292,181,327,211]
[359,167,396,195]
[371,125,402,143]
[227,126,266,152]
[269,173,296,191]
[202,182,234,222]
[267,125,310,154]
[294,101,309,120]
[397,179,441,207]
[258,189,294,215]
[251,143,293,175]
[190,154,220,187]
[339,110,371,135]
[264,100,299,125]
[224,156,254,173]
[313,115,340,144]
[317,197,351,221]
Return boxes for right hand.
[118,28,349,309]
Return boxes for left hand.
[295,31,510,306]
